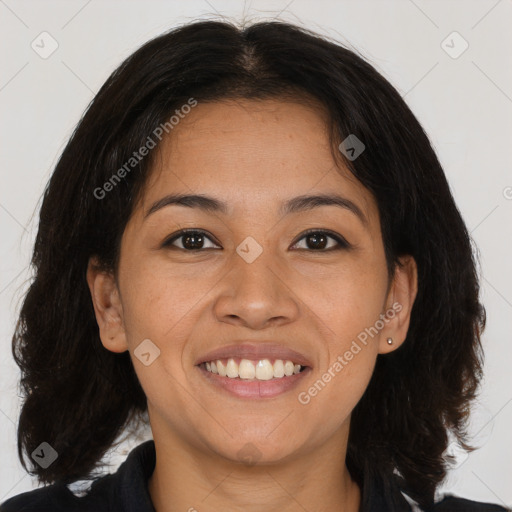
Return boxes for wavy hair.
[11,19,484,509]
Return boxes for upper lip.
[195,342,313,367]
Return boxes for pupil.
[308,233,326,249]
[181,232,328,250]
[184,233,203,249]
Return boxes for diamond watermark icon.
[134,338,161,366]
[338,134,365,161]
[236,442,262,466]
[441,31,469,59]
[31,442,58,469]
[31,31,59,59]
[236,236,263,264]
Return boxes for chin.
[211,434,302,466]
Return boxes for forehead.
[139,99,376,224]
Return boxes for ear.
[378,255,418,354]
[86,256,128,353]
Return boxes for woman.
[1,19,508,512]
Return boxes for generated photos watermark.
[298,301,403,405]
[93,98,198,200]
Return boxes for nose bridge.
[233,233,279,297]
[213,232,299,328]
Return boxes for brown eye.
[162,229,349,252]
[163,230,220,251]
[290,230,349,251]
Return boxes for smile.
[197,358,311,399]
[203,357,305,380]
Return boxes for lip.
[194,342,313,368]
[197,364,312,399]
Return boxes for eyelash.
[162,228,350,252]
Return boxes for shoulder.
[0,484,70,512]
[1,487,50,511]
[0,476,114,512]
[0,440,156,512]
[429,495,510,511]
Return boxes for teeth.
[273,359,285,378]
[226,359,238,378]
[239,359,256,379]
[255,359,273,380]
[203,358,305,380]
[217,360,227,377]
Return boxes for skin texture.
[87,99,417,512]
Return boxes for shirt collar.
[114,439,157,512]
[114,439,412,512]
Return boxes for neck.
[147,425,361,512]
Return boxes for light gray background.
[1,0,511,508]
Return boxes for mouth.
[194,343,313,399]
[196,361,312,399]
[198,357,308,380]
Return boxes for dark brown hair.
[12,19,484,509]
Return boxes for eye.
[290,229,349,251]
[162,229,220,251]
[162,228,350,252]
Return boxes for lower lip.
[197,364,312,399]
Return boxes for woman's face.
[88,98,417,465]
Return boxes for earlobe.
[86,256,128,353]
[379,255,418,354]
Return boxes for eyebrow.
[144,193,368,227]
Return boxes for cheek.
[291,257,386,419]
[118,256,209,343]
[118,263,200,410]
[117,256,232,400]
[291,256,388,335]
[295,339,377,447]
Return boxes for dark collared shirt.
[1,440,508,511]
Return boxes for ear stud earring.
[386,337,393,345]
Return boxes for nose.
[213,240,300,330]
